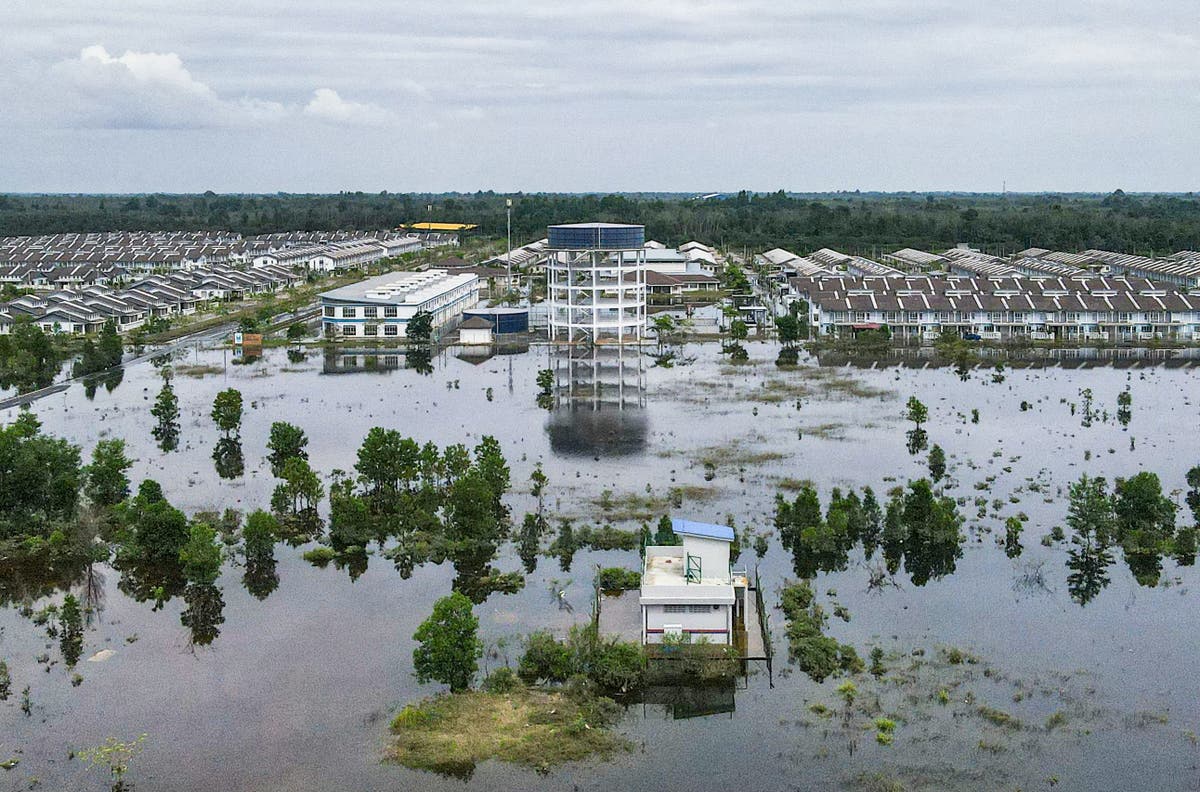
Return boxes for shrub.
[518,631,573,684]
[302,547,335,566]
[597,567,641,591]
[481,666,522,694]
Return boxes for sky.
[1,1,1197,194]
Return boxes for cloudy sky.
[2,1,1196,193]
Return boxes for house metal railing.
[685,553,702,584]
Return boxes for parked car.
[962,332,981,341]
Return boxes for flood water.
[3,339,1200,791]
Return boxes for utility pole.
[506,197,513,305]
[425,203,432,270]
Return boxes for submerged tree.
[210,388,243,436]
[1113,472,1177,587]
[150,372,180,451]
[927,444,946,483]
[84,439,132,510]
[406,310,434,344]
[266,421,308,477]
[212,437,245,480]
[413,591,482,693]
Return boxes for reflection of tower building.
[546,345,648,457]
[546,223,647,343]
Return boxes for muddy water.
[2,341,1199,791]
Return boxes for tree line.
[6,190,1200,254]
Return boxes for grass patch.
[173,364,224,377]
[385,688,629,776]
[977,705,1022,730]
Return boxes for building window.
[343,325,356,336]
[324,306,335,317]
[364,324,377,336]
[384,306,398,317]
[363,306,377,318]
[383,324,398,336]
[341,307,357,318]
[663,605,687,614]
[688,605,715,613]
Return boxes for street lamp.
[505,198,513,304]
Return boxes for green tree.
[653,514,680,546]
[286,323,306,342]
[412,591,482,692]
[0,319,63,393]
[927,444,946,483]
[210,388,243,435]
[98,320,124,368]
[1065,475,1115,547]
[150,374,180,451]
[242,510,278,561]
[270,456,323,519]
[776,313,800,347]
[59,593,84,667]
[729,319,749,342]
[122,480,189,563]
[85,439,133,509]
[180,522,222,584]
[406,310,434,343]
[266,421,308,477]
[905,396,928,427]
[0,411,82,543]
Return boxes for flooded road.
[2,340,1199,791]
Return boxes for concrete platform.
[597,586,770,661]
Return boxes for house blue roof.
[671,518,735,542]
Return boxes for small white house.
[640,519,747,645]
[458,316,493,345]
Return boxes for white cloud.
[303,88,391,125]
[44,46,394,130]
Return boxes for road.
[0,305,321,412]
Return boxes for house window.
[663,605,688,614]
[364,324,377,336]
[343,325,356,336]
[688,605,715,613]
[383,324,398,336]
[363,306,377,318]
[384,306,398,317]
[341,307,356,318]
[324,306,335,317]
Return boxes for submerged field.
[2,340,1199,791]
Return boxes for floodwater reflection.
[545,346,647,458]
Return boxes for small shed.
[462,306,529,335]
[459,316,494,345]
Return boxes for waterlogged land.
[2,340,1200,791]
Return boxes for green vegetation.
[596,567,641,591]
[413,592,482,693]
[386,687,627,777]
[77,734,147,791]
[0,319,65,393]
[84,439,133,510]
[266,421,309,476]
[150,372,180,451]
[72,321,124,379]
[779,580,861,682]
[406,310,434,343]
[210,388,243,436]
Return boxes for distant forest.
[3,190,1200,256]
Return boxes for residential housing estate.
[769,245,1200,342]
[0,229,452,335]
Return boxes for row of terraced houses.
[765,245,1200,341]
